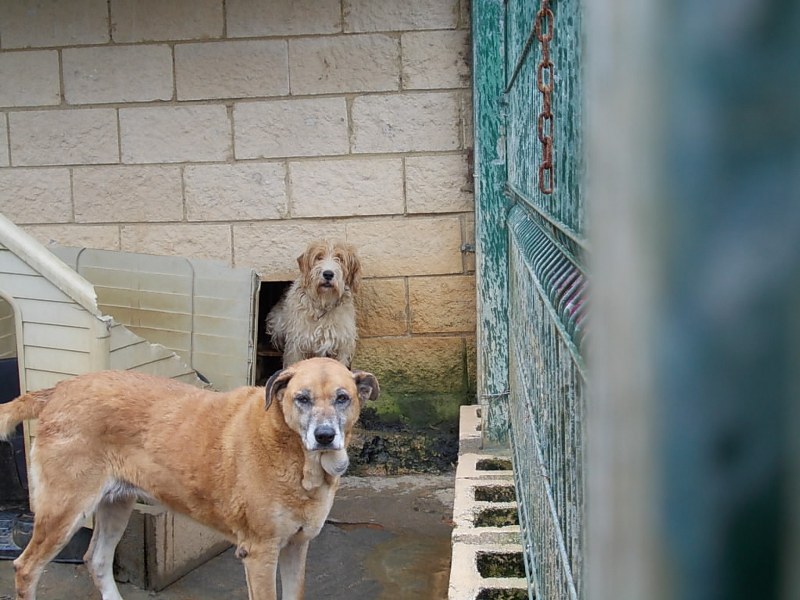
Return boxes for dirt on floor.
[0,474,455,600]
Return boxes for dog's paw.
[320,449,350,477]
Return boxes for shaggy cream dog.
[266,240,361,368]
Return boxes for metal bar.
[506,182,588,253]
[505,21,539,94]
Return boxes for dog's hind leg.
[13,492,97,600]
[278,537,310,600]
[84,495,135,600]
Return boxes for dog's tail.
[0,388,52,440]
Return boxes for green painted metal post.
[472,0,510,446]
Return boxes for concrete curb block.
[448,405,528,599]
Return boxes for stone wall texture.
[0,0,475,428]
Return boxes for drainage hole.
[476,458,512,471]
[475,485,516,503]
[475,507,520,527]
[476,551,526,578]
[476,588,529,600]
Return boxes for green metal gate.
[473,0,585,598]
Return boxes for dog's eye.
[334,392,351,405]
[294,393,312,406]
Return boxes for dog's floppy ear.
[341,243,362,293]
[296,247,312,277]
[265,368,293,410]
[353,370,379,404]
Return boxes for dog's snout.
[322,270,334,281]
[314,425,336,446]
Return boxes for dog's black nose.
[314,425,336,446]
[322,270,334,281]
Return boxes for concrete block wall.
[0,0,475,427]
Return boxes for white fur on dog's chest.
[297,312,352,356]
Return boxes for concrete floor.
[0,474,454,600]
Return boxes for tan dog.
[0,358,379,600]
[266,240,361,368]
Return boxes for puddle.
[365,531,451,600]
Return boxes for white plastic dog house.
[0,212,261,589]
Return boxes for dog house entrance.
[256,280,292,385]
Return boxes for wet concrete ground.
[0,474,454,600]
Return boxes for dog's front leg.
[241,543,280,600]
[278,537,310,600]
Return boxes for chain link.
[535,1,555,195]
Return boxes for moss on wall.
[352,336,476,430]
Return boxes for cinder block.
[0,51,60,107]
[406,154,474,214]
[185,163,287,221]
[409,275,476,334]
[227,0,341,37]
[289,158,403,217]
[344,0,459,33]
[402,30,471,90]
[455,453,514,482]
[448,542,528,600]
[448,392,526,599]
[452,475,520,545]
[289,34,399,95]
[24,225,121,251]
[121,224,233,264]
[233,220,347,279]
[343,216,464,277]
[9,109,118,166]
[176,40,288,101]
[63,46,173,104]
[111,0,223,42]
[458,405,482,453]
[0,0,109,48]
[352,92,461,154]
[0,168,71,224]
[234,98,348,159]
[120,106,232,164]
[355,278,408,337]
[0,117,8,166]
[73,166,183,223]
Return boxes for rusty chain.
[535,0,555,195]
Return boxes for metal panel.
[473,0,511,445]
[475,0,586,596]
[508,207,585,600]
